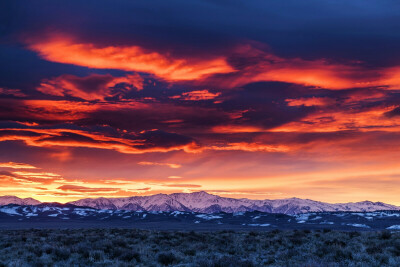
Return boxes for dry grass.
[0,229,399,266]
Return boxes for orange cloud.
[57,185,119,192]
[212,125,264,133]
[207,142,291,153]
[164,184,201,188]
[27,34,234,81]
[12,171,61,179]
[0,169,65,186]
[0,128,200,154]
[37,73,144,100]
[0,162,37,169]
[138,161,182,168]
[272,106,400,133]
[286,97,335,107]
[378,66,400,89]
[26,34,400,91]
[201,44,377,90]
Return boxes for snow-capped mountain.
[0,195,41,206]
[69,191,400,215]
[2,192,399,215]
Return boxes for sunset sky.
[2,0,400,204]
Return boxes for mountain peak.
[189,191,212,196]
[0,195,41,206]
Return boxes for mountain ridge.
[2,192,399,215]
[0,195,41,206]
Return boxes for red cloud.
[0,88,26,97]
[170,90,221,101]
[27,34,234,81]
[37,73,143,100]
[204,44,376,90]
[0,128,201,154]
[26,34,400,91]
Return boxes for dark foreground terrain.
[2,204,400,231]
[1,229,400,266]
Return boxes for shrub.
[53,247,70,261]
[348,231,361,238]
[109,247,123,259]
[213,256,254,267]
[380,231,392,240]
[112,238,128,248]
[324,238,346,248]
[1,228,400,266]
[157,252,178,265]
[183,249,196,256]
[90,250,104,262]
[366,246,383,254]
[289,237,304,245]
[333,249,353,261]
[120,251,141,262]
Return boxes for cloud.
[0,99,98,124]
[286,97,335,107]
[164,184,201,188]
[168,176,182,179]
[27,34,368,90]
[385,106,400,118]
[207,142,291,153]
[199,44,380,90]
[135,187,151,191]
[138,161,181,169]
[37,73,144,100]
[0,98,234,133]
[57,185,119,192]
[0,162,37,169]
[12,171,61,179]
[27,34,234,81]
[0,127,201,154]
[0,169,64,186]
[170,90,221,101]
[271,105,400,133]
[0,88,26,97]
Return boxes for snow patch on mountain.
[387,225,400,230]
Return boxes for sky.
[1,0,400,204]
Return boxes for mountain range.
[1,192,399,215]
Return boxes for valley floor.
[0,229,400,266]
